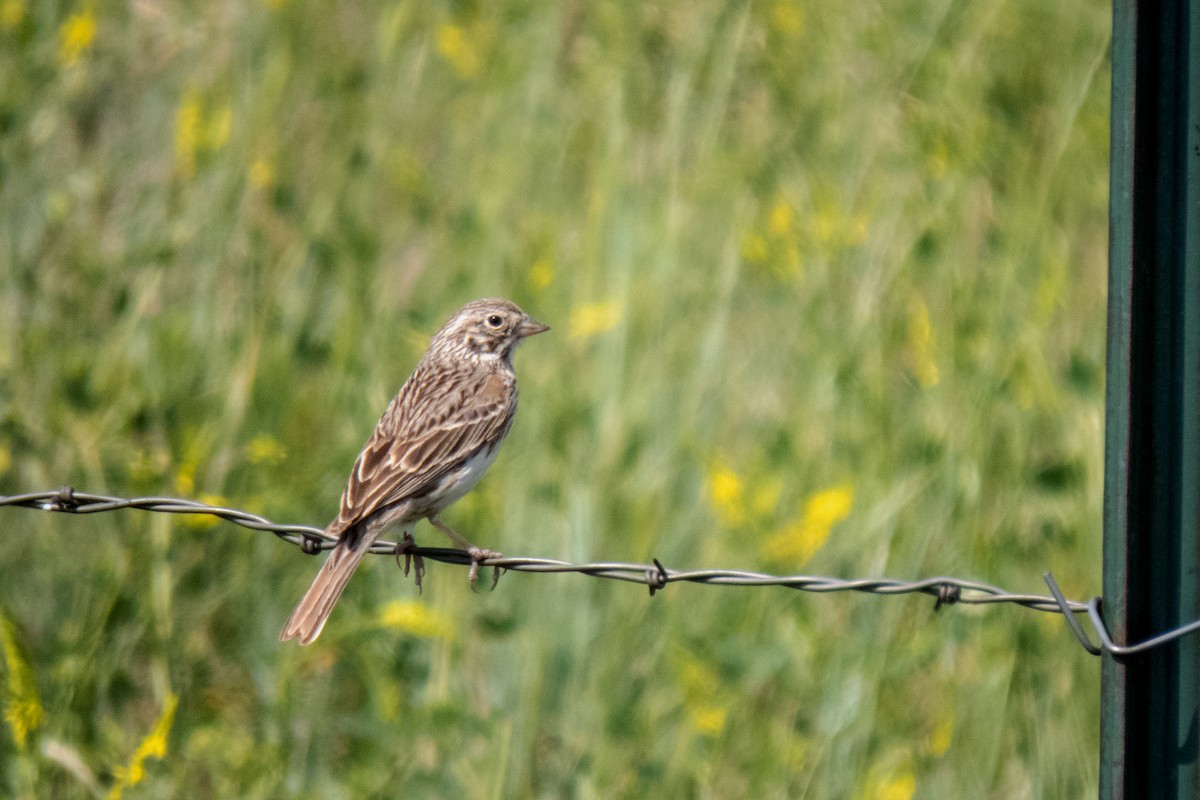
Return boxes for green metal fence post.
[1102,0,1200,797]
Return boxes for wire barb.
[5,487,1200,658]
[299,533,324,556]
[51,486,80,511]
[647,558,669,597]
[933,583,961,611]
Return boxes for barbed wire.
[2,487,1196,658]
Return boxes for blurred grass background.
[0,0,1111,797]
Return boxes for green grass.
[1,0,1110,797]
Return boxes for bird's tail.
[280,525,379,645]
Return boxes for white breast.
[424,443,502,512]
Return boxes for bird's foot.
[467,547,503,591]
[396,532,425,593]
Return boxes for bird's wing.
[328,367,515,536]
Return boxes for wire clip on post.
[1042,572,1200,661]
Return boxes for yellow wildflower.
[191,494,226,528]
[171,473,225,528]
[0,611,43,750]
[907,297,940,388]
[805,484,854,527]
[174,90,201,178]
[767,198,793,237]
[0,441,10,476]
[436,24,481,79]
[689,704,727,736]
[872,771,916,800]
[705,462,745,527]
[246,434,286,465]
[743,197,806,277]
[811,200,869,248]
[173,459,198,496]
[878,777,912,800]
[677,656,728,737]
[770,1,804,37]
[58,7,96,68]
[1,0,24,30]
[379,600,455,639]
[108,692,178,800]
[249,157,275,188]
[174,91,232,179]
[761,484,853,565]
[926,715,953,756]
[568,300,622,340]
[528,257,555,290]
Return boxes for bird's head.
[431,298,549,362]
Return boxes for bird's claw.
[467,547,503,591]
[396,532,425,593]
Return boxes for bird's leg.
[395,530,425,593]
[428,515,475,549]
[430,516,503,588]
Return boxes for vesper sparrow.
[280,298,549,645]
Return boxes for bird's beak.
[517,317,550,338]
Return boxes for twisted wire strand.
[4,486,1193,658]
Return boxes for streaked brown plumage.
[280,298,549,645]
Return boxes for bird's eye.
[486,314,504,328]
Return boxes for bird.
[280,298,549,645]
